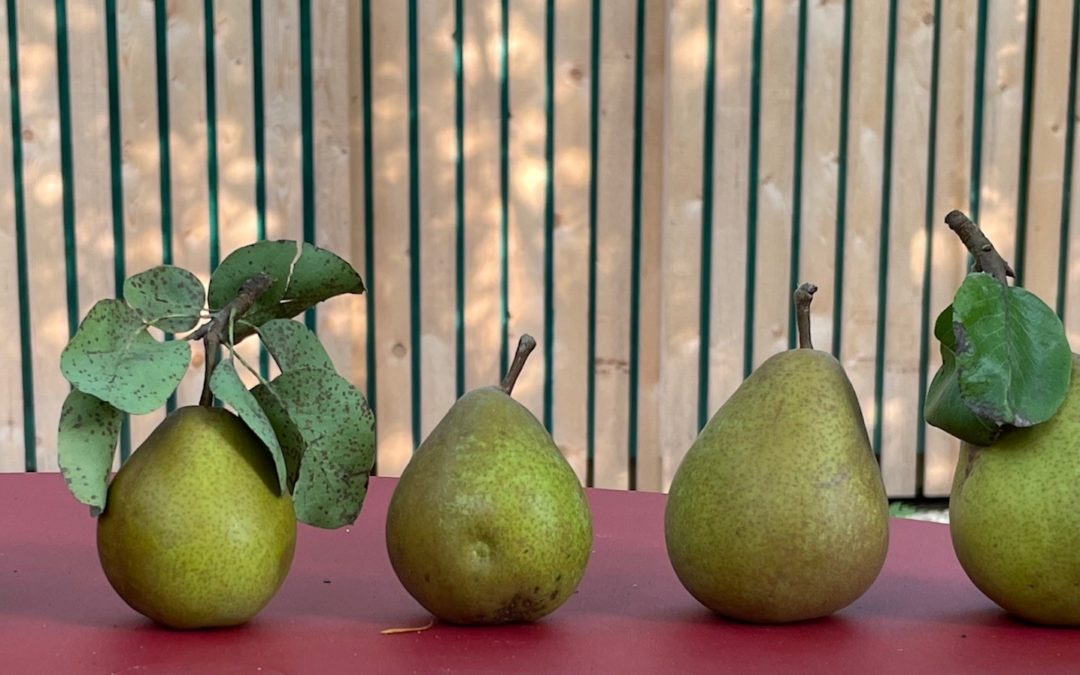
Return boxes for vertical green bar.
[970,0,988,222]
[251,0,270,379]
[831,0,853,359]
[499,0,509,375]
[697,0,717,430]
[407,0,421,450]
[6,0,36,471]
[454,0,465,399]
[627,0,647,490]
[872,0,899,457]
[586,0,600,486]
[542,0,555,433]
[204,0,220,271]
[105,0,131,460]
[1058,0,1080,320]
[1014,0,1038,287]
[54,0,78,339]
[787,0,808,349]
[299,0,315,330]
[360,0,378,471]
[154,0,175,423]
[916,0,943,484]
[744,0,763,377]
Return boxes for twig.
[944,210,1015,285]
[196,273,274,407]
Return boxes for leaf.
[209,359,290,494]
[207,241,364,340]
[60,299,191,414]
[57,390,122,516]
[952,273,1072,428]
[257,319,334,373]
[254,368,375,528]
[123,265,206,332]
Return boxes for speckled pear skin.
[949,354,1080,626]
[385,386,593,625]
[97,406,297,629]
[664,348,889,623]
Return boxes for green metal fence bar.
[407,0,420,450]
[831,0,852,359]
[1060,0,1080,319]
[585,0,600,486]
[697,0,717,431]
[54,0,78,340]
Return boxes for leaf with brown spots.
[122,265,205,332]
[57,390,122,516]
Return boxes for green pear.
[385,335,592,625]
[949,354,1080,626]
[665,283,889,623]
[97,406,297,629]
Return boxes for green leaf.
[953,273,1072,428]
[123,265,206,332]
[257,319,334,373]
[207,241,364,340]
[60,299,191,414]
[57,390,122,516]
[925,304,1001,445]
[209,359,290,494]
[254,368,374,528]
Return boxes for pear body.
[949,355,1080,626]
[665,349,889,623]
[385,386,592,624]
[97,406,297,629]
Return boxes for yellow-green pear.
[665,284,889,623]
[949,354,1080,626]
[385,335,592,625]
[97,406,297,629]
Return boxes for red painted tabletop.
[0,474,1076,674]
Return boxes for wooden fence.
[1,0,1079,497]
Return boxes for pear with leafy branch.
[57,241,375,629]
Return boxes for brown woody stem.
[944,210,1015,285]
[794,283,818,350]
[500,334,537,395]
[195,272,274,407]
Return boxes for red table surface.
[1,474,1076,674]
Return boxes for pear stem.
[794,283,818,350]
[944,210,1015,285]
[500,334,537,395]
[193,272,274,407]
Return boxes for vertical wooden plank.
[370,0,413,475]
[797,0,844,351]
[1020,2,1072,303]
[659,0,706,489]
[923,0,975,497]
[0,0,23,471]
[311,1,365,395]
[551,0,591,483]
[592,0,636,489]
[750,0,798,369]
[837,0,888,450]
[880,0,934,497]
[634,0,666,491]
[167,0,211,407]
[417,0,457,439]
[117,0,164,449]
[347,0,367,398]
[506,0,546,421]
[263,0,302,242]
[19,0,67,471]
[463,0,503,391]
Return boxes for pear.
[664,283,889,623]
[949,354,1080,626]
[385,335,592,624]
[97,406,297,629]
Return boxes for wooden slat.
[923,0,975,497]
[592,0,636,489]
[633,0,666,492]
[750,0,798,370]
[659,0,707,489]
[167,0,211,408]
[311,1,365,395]
[837,0,887,449]
[551,0,591,483]
[117,0,165,450]
[262,0,302,243]
[1066,4,1080,350]
[1020,1,1072,304]
[370,0,412,475]
[347,1,368,399]
[462,0,503,392]
[0,0,22,471]
[416,0,457,439]
[880,0,934,497]
[19,1,67,471]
